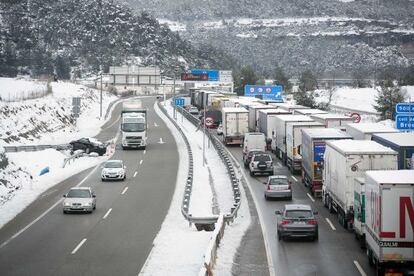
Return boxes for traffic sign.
[396,103,414,114]
[205,117,214,127]
[219,70,233,83]
[72,97,81,106]
[181,73,208,81]
[72,105,81,114]
[175,98,185,106]
[191,69,219,81]
[350,112,361,123]
[396,114,414,130]
[244,85,283,101]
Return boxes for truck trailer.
[310,113,355,129]
[372,132,414,169]
[346,122,398,140]
[301,128,352,196]
[323,140,398,229]
[221,107,249,145]
[121,100,147,149]
[364,170,414,276]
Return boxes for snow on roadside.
[0,149,108,228]
[0,77,48,102]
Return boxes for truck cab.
[121,101,147,149]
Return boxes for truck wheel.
[367,249,374,266]
[328,197,334,213]
[250,171,254,176]
[277,231,282,241]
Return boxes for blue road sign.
[244,85,283,102]
[396,114,414,130]
[191,69,219,81]
[175,98,185,106]
[396,103,414,114]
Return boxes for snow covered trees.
[295,69,317,108]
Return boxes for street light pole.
[100,68,103,119]
[203,95,206,167]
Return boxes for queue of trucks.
[186,89,414,275]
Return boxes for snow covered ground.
[140,101,250,275]
[0,78,118,146]
[0,77,48,102]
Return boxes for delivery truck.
[285,121,324,174]
[346,122,398,140]
[248,105,274,132]
[372,132,414,170]
[257,109,291,147]
[301,128,352,196]
[221,107,249,145]
[311,113,355,129]
[121,100,147,149]
[323,140,398,229]
[272,115,314,164]
[364,170,414,276]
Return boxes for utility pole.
[173,71,176,119]
[203,94,206,166]
[100,66,103,119]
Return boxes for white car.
[63,187,96,214]
[101,160,126,181]
[217,123,223,135]
[188,106,199,115]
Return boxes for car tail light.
[281,219,291,225]
[288,181,292,190]
[384,268,403,276]
[307,219,318,225]
[267,185,271,191]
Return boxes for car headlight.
[64,202,71,206]
[85,202,92,206]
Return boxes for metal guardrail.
[62,150,84,168]
[3,144,70,153]
[157,100,241,227]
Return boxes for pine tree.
[374,86,406,120]
[234,65,259,96]
[295,69,317,107]
[273,66,291,92]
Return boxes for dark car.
[243,149,265,168]
[276,204,318,241]
[69,138,107,156]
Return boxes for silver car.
[101,160,126,181]
[63,187,96,214]
[276,204,318,241]
[264,175,292,200]
[249,153,273,176]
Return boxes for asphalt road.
[0,97,179,276]
[225,143,376,276]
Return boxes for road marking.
[307,193,315,202]
[143,150,146,155]
[158,138,165,144]
[140,160,143,165]
[103,208,112,219]
[154,122,158,127]
[291,176,298,182]
[133,171,138,177]
[325,218,337,231]
[71,238,87,254]
[353,260,367,276]
[121,187,129,195]
[0,164,101,249]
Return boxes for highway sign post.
[244,85,283,101]
[72,97,81,118]
[191,69,219,81]
[396,103,414,113]
[175,98,185,106]
[396,103,414,131]
[205,117,214,127]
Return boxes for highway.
[225,143,376,276]
[0,97,179,276]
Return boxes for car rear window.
[105,162,122,168]
[253,155,271,162]
[269,178,288,185]
[67,190,91,198]
[285,210,312,218]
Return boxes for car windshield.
[253,155,271,162]
[105,162,122,168]
[269,178,288,185]
[67,189,91,198]
[249,151,263,157]
[122,123,146,132]
[285,210,312,219]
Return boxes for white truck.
[285,121,324,174]
[221,107,249,145]
[323,140,398,229]
[345,122,398,140]
[364,170,414,275]
[243,132,266,156]
[272,114,314,164]
[311,113,355,129]
[121,100,147,149]
[248,105,275,132]
[257,109,291,147]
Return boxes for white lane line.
[103,115,121,130]
[133,171,138,177]
[325,218,337,231]
[291,176,298,182]
[154,122,158,127]
[121,187,129,195]
[0,164,101,249]
[103,208,112,219]
[353,260,367,276]
[307,193,315,202]
[71,238,87,254]
[158,138,165,144]
[143,150,146,155]
[140,160,143,165]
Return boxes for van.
[243,132,266,156]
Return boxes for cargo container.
[364,170,414,275]
[248,105,275,132]
[285,121,325,174]
[301,128,352,195]
[372,132,414,169]
[346,122,398,140]
[257,109,291,139]
[272,115,314,164]
[310,113,355,128]
[269,103,310,113]
[293,109,328,116]
[221,107,249,145]
[323,140,398,229]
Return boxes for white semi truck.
[364,170,414,276]
[323,140,398,229]
[121,100,147,149]
[221,107,249,146]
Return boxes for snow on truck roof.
[221,107,248,113]
[373,132,414,147]
[311,113,354,120]
[326,140,397,155]
[302,128,352,139]
[274,114,313,121]
[366,170,414,184]
[346,123,398,133]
